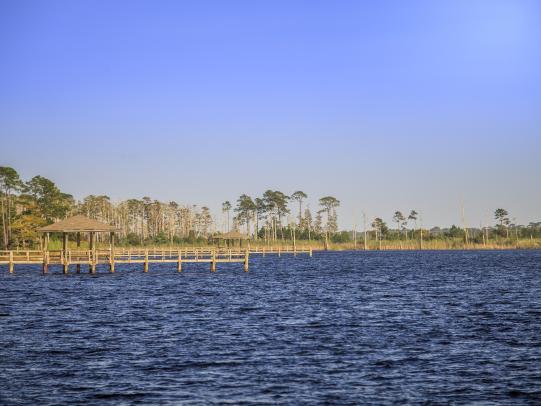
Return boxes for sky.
[1,0,540,228]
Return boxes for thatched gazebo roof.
[38,215,118,233]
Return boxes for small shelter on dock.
[38,215,118,253]
[211,231,250,248]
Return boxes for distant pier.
[0,215,312,274]
[0,246,313,274]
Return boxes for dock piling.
[76,232,81,273]
[244,249,249,272]
[42,251,49,274]
[9,251,14,274]
[110,250,115,273]
[90,259,96,274]
[63,250,69,274]
[89,232,96,273]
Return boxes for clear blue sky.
[1,0,540,228]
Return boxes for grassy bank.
[41,238,541,251]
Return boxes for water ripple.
[1,250,541,404]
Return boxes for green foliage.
[331,231,351,243]
[494,208,509,225]
[0,166,24,248]
[263,190,290,219]
[291,191,307,222]
[371,217,388,237]
[0,167,23,193]
[319,196,340,236]
[26,175,74,222]
[319,196,340,213]
[222,201,232,212]
[126,232,140,246]
[235,194,256,231]
[153,232,168,245]
[444,225,464,238]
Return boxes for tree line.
[0,166,340,248]
[1,166,539,249]
[366,208,541,246]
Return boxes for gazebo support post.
[89,232,96,274]
[37,216,118,275]
[76,232,81,273]
[62,232,69,274]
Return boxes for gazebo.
[38,215,118,271]
[211,231,250,248]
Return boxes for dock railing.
[0,246,312,274]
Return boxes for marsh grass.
[42,237,541,251]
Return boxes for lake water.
[1,250,541,404]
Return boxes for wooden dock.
[0,246,313,274]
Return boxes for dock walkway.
[0,246,313,274]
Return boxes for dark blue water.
[1,250,541,404]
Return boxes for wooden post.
[9,251,14,274]
[144,250,149,272]
[90,232,97,274]
[42,251,49,274]
[244,249,249,272]
[62,232,69,274]
[76,232,81,273]
[63,255,69,274]
[90,250,96,274]
[211,249,216,272]
[89,232,95,272]
[177,250,182,273]
[109,232,115,273]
